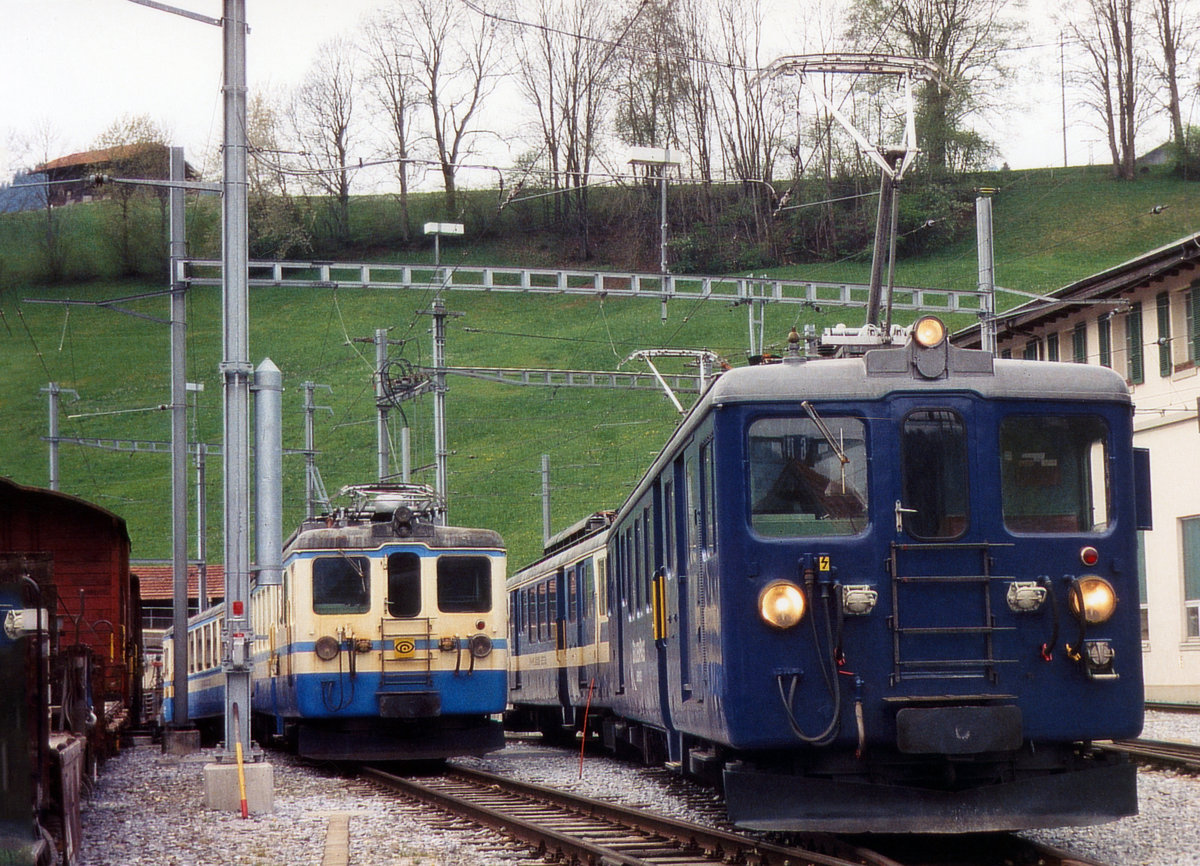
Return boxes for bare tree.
[515,0,617,256]
[361,11,423,242]
[1147,0,1193,153]
[1068,0,1145,179]
[391,0,503,217]
[289,37,359,245]
[711,0,788,241]
[8,119,71,281]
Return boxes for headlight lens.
[1070,576,1117,624]
[314,635,340,661]
[759,582,806,629]
[469,633,493,658]
[912,316,947,348]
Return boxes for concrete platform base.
[203,761,275,814]
[161,727,201,756]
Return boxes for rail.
[362,764,899,866]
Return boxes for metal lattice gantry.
[179,259,985,317]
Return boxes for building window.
[1188,287,1200,365]
[1126,301,1144,385]
[1157,292,1171,377]
[1182,516,1200,640]
[1073,321,1087,363]
[1098,314,1112,368]
[1046,332,1059,362]
[1022,339,1039,360]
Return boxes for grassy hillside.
[2,164,1198,569]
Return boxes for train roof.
[285,517,503,555]
[705,344,1131,407]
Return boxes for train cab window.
[749,416,868,537]
[900,410,968,539]
[1000,415,1110,533]
[437,556,492,613]
[312,555,371,614]
[386,552,421,618]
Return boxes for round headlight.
[469,633,493,658]
[759,582,806,629]
[314,635,341,661]
[1070,576,1117,624]
[912,316,947,348]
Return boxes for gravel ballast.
[74,710,1200,866]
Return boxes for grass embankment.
[1,164,1197,567]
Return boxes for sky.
[0,1,1180,187]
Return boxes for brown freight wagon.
[0,476,143,737]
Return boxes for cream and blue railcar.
[168,485,508,761]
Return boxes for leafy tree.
[91,114,170,277]
[847,0,1024,177]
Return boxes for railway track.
[1099,737,1200,772]
[361,764,1114,866]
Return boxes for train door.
[614,532,627,694]
[890,399,1002,690]
[576,560,591,689]
[683,448,705,700]
[509,590,522,691]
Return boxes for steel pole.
[221,0,253,757]
[976,194,997,354]
[432,299,448,523]
[169,146,190,727]
[254,360,282,588]
[45,384,60,491]
[376,328,389,481]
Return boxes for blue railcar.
[508,318,1148,833]
[165,484,507,761]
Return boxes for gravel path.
[74,710,1200,866]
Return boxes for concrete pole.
[254,360,282,588]
[169,146,190,727]
[220,0,254,758]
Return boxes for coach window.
[1000,415,1109,534]
[437,556,492,612]
[313,555,370,614]
[900,410,968,539]
[748,416,868,537]
[386,552,421,618]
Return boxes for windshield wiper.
[802,400,850,492]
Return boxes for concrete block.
[161,727,201,756]
[203,760,274,814]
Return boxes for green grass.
[2,164,1198,568]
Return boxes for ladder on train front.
[379,618,434,688]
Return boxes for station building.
[956,231,1200,705]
